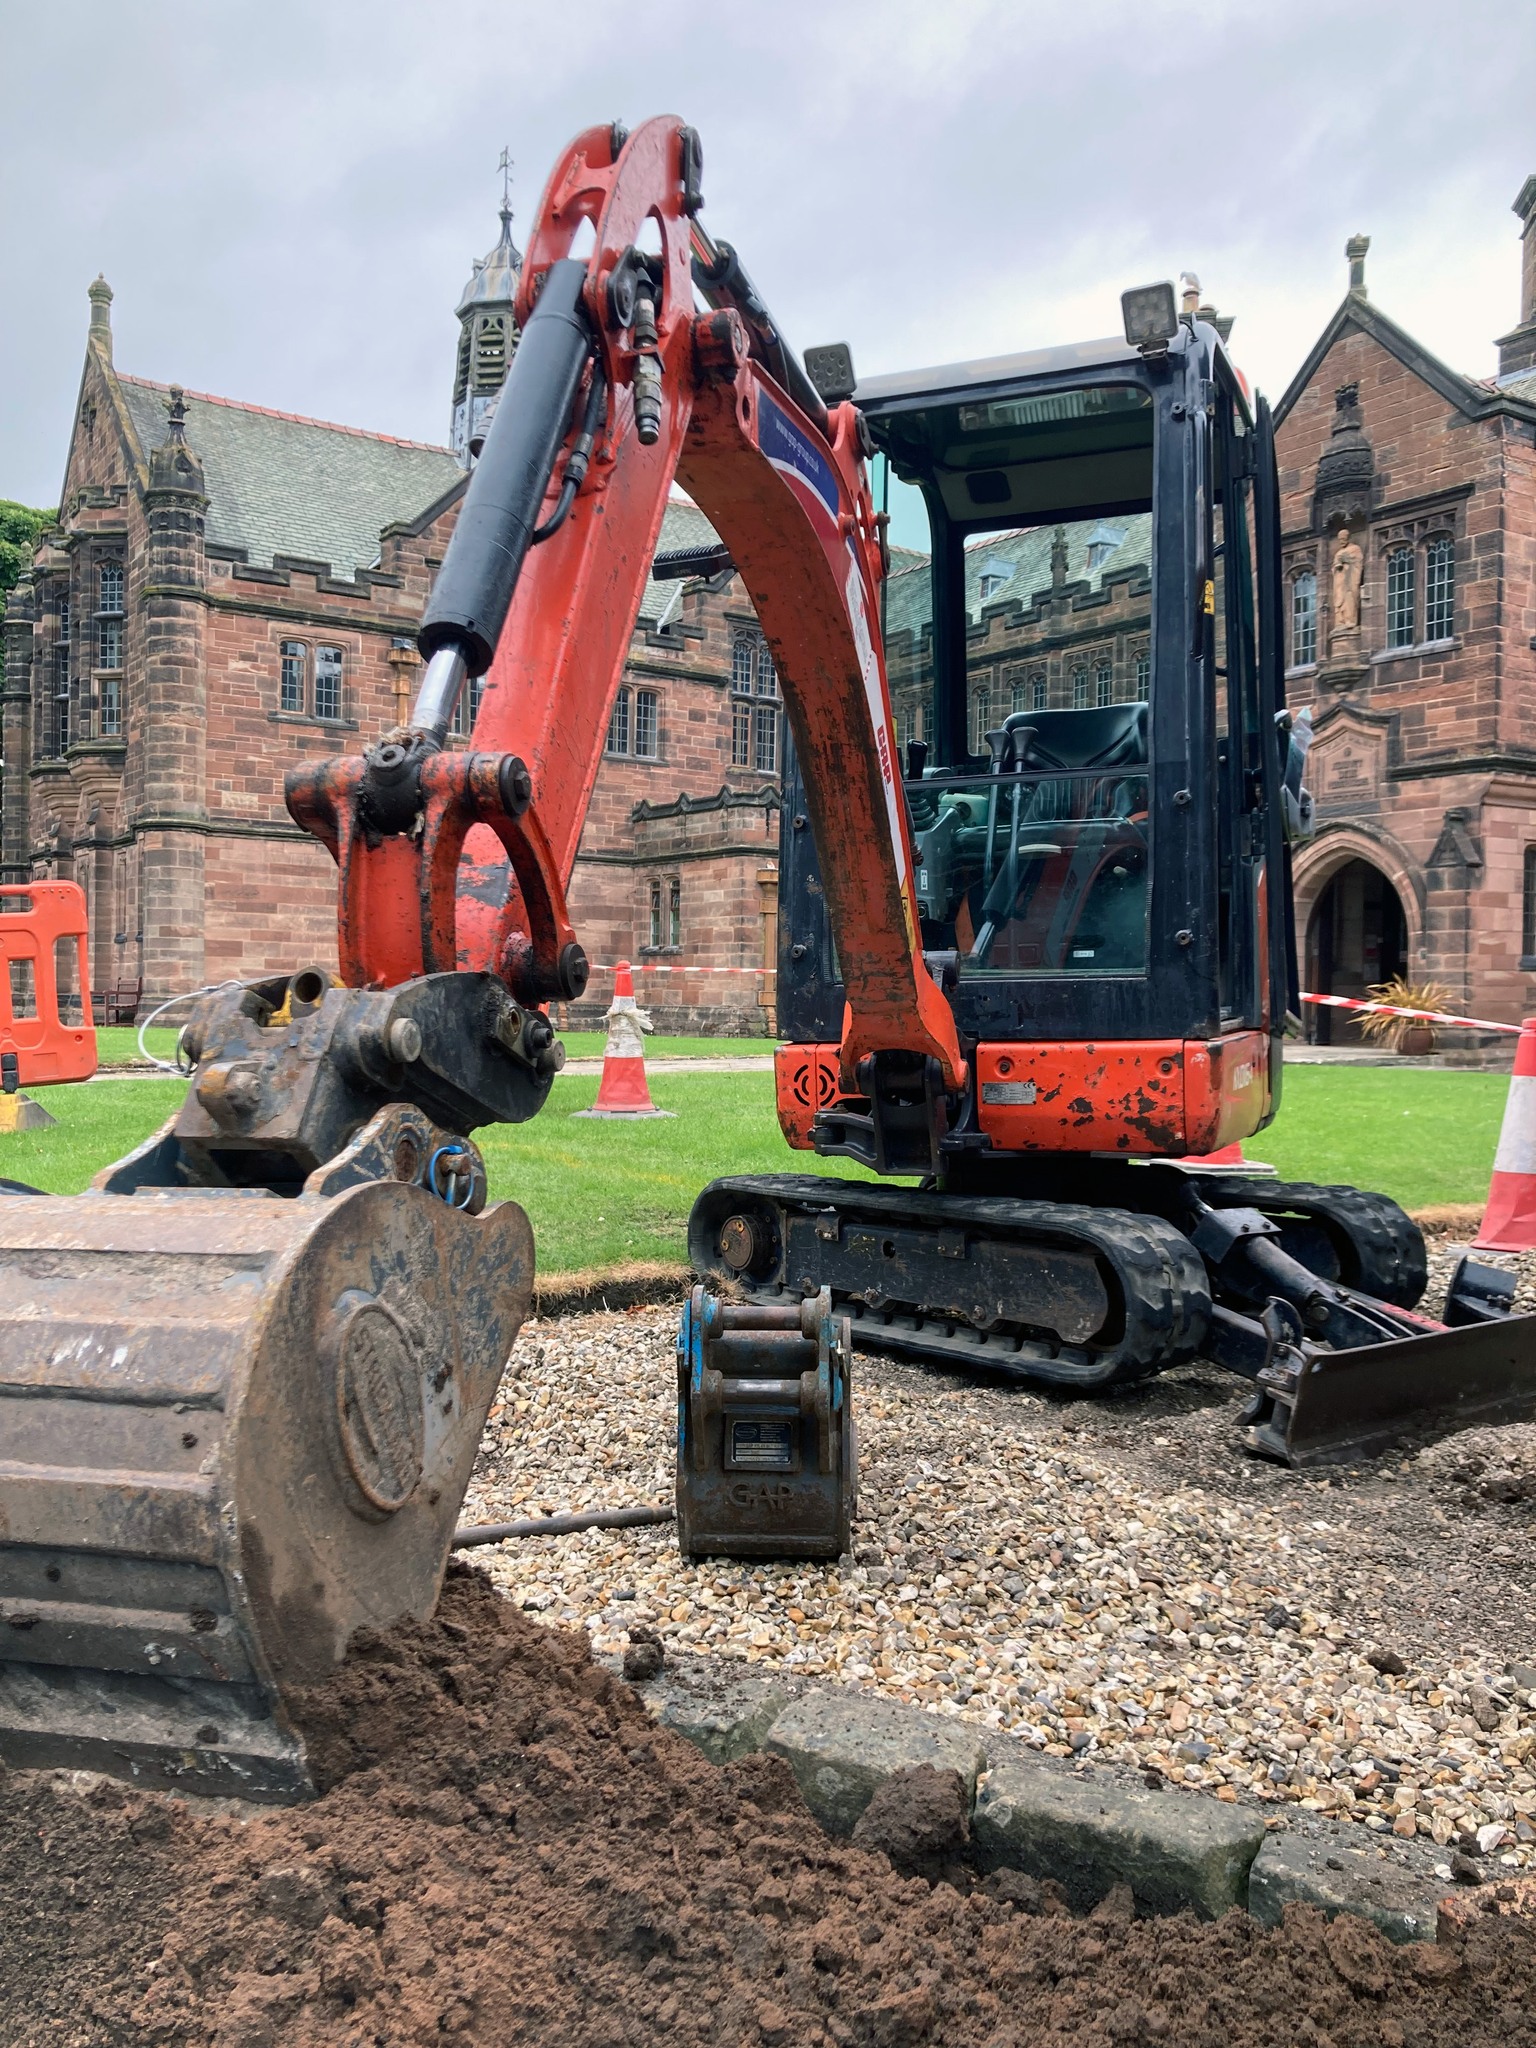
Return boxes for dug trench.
[3,1566,1534,2048]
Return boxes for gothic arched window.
[970,682,991,753]
[1291,569,1317,667]
[1385,547,1416,650]
[1424,535,1455,643]
[1071,665,1089,709]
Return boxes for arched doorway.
[1305,858,1408,1044]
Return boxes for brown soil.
[3,1566,1535,2048]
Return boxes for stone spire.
[1496,175,1536,379]
[451,179,523,466]
[88,274,113,362]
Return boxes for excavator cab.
[778,319,1295,1158]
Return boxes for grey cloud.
[1,0,1532,507]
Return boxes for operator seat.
[970,701,1150,970]
[985,701,1148,775]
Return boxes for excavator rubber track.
[691,1171,1536,1464]
[689,1174,1212,1388]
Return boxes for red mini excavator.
[0,117,1529,1799]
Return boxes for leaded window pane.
[753,701,778,773]
[731,637,755,694]
[648,880,662,949]
[96,617,122,669]
[1071,666,1089,709]
[280,642,305,713]
[1095,659,1113,707]
[98,562,123,614]
[669,879,681,948]
[1424,536,1454,642]
[634,688,658,759]
[1291,570,1317,667]
[970,684,991,752]
[606,686,631,754]
[1032,672,1048,711]
[1134,651,1150,701]
[1385,548,1415,649]
[757,646,777,697]
[99,676,121,737]
[731,696,752,766]
[314,646,343,721]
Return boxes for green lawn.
[91,1025,771,1067]
[5,1065,1508,1272]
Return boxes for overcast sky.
[2,0,1533,511]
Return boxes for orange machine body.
[777,1033,1272,1158]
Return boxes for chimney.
[1496,176,1536,379]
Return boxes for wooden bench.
[93,978,143,1026]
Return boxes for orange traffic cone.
[1187,1141,1247,1166]
[572,962,675,1120]
[1474,1018,1536,1252]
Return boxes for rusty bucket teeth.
[0,1180,533,1800]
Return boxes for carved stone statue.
[1330,525,1364,644]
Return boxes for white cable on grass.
[135,981,245,1073]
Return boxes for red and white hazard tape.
[1299,992,1522,1035]
[585,963,773,976]
[579,964,1525,1034]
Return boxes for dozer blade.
[0,1180,532,1799]
[1242,1312,1536,1467]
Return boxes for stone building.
[1274,185,1536,1041]
[885,514,1153,751]
[0,207,782,1031]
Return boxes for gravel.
[462,1241,1536,1876]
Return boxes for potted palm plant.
[1358,975,1452,1057]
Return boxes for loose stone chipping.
[464,1252,1536,1876]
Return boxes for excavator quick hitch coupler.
[676,1285,855,1562]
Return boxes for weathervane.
[497,146,513,216]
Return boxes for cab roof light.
[1120,281,1179,357]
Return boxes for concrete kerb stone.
[1247,1823,1442,1944]
[973,1746,1266,1918]
[633,1659,1454,1936]
[646,1670,791,1766]
[763,1691,988,1839]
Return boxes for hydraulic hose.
[451,1503,674,1548]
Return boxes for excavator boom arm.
[294,116,963,1095]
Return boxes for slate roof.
[635,498,725,627]
[116,376,465,577]
[882,514,1152,648]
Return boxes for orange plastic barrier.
[0,882,98,1088]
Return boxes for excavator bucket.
[0,1172,532,1799]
